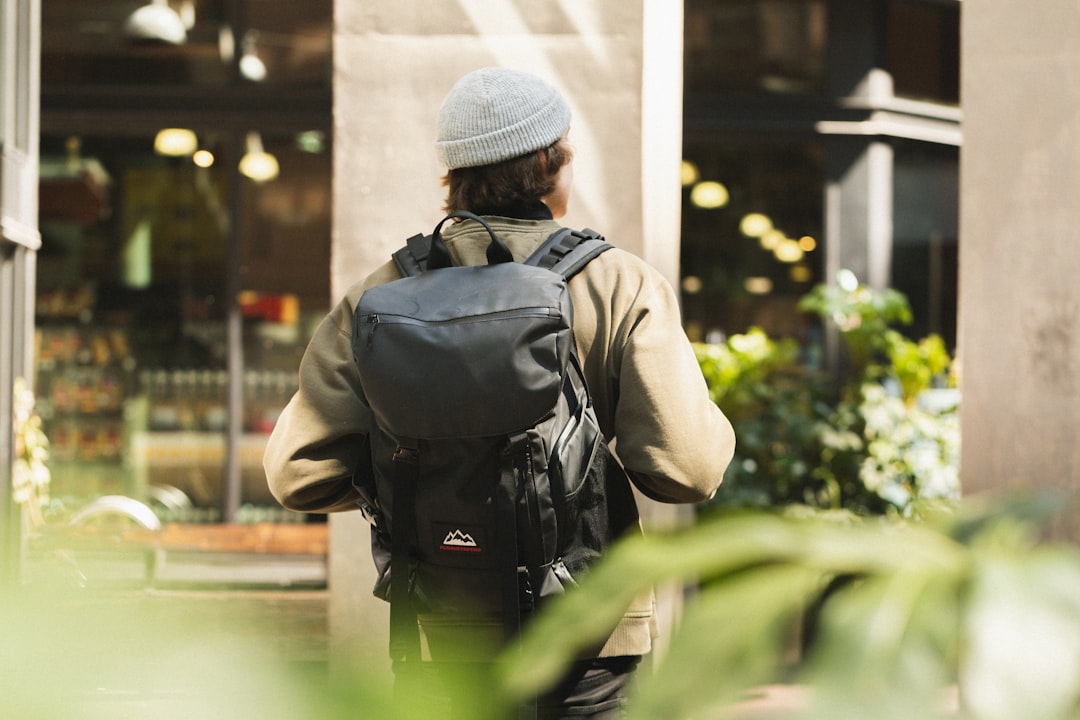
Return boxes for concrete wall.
[328,0,684,676]
[959,2,1080,526]
[331,1,685,297]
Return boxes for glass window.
[887,0,960,105]
[41,0,332,89]
[680,141,825,344]
[34,128,331,522]
[684,0,827,97]
[237,131,331,520]
[892,140,959,349]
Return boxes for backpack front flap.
[353,261,575,439]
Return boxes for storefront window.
[682,0,960,355]
[237,131,331,520]
[34,128,330,522]
[888,0,960,105]
[892,140,959,348]
[42,0,331,89]
[684,0,827,97]
[36,0,332,529]
[680,141,824,344]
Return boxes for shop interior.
[36,0,332,530]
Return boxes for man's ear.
[536,148,550,175]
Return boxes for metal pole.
[222,130,245,524]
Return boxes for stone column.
[822,0,894,292]
[959,1,1080,533]
[329,0,684,677]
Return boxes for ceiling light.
[680,160,700,187]
[239,31,267,82]
[774,239,805,263]
[124,0,188,45]
[739,213,773,238]
[744,277,773,295]
[239,53,267,82]
[690,181,729,209]
[192,150,215,168]
[218,25,236,62]
[239,132,279,182]
[759,229,784,251]
[681,276,704,295]
[154,128,198,156]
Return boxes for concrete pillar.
[825,0,891,102]
[959,2,1080,532]
[820,0,893,376]
[824,137,894,290]
[822,0,894,291]
[329,0,684,676]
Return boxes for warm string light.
[239,132,279,182]
[152,129,285,181]
[737,210,815,265]
[153,128,197,156]
[124,0,190,45]
[681,158,823,296]
[238,31,267,82]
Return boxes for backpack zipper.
[361,307,556,353]
[364,307,557,337]
[366,314,379,348]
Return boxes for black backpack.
[350,211,639,664]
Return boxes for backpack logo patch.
[442,529,479,550]
[435,523,484,553]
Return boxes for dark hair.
[442,139,573,214]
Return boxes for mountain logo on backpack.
[440,528,481,552]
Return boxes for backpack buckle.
[392,444,420,464]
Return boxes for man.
[264,67,736,718]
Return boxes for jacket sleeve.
[572,249,736,504]
[263,289,372,514]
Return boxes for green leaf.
[961,547,1080,720]
[804,570,963,720]
[498,513,965,702]
[627,564,824,720]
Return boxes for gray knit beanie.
[436,67,572,169]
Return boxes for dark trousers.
[392,656,640,719]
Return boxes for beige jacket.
[264,215,736,656]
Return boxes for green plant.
[498,495,1080,720]
[695,331,832,508]
[696,273,959,517]
[797,269,913,379]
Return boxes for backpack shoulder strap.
[395,226,612,279]
[388,437,422,663]
[391,232,431,277]
[525,227,612,280]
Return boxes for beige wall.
[331,1,685,298]
[328,0,685,675]
[959,2,1080,524]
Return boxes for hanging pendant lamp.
[124,0,187,45]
